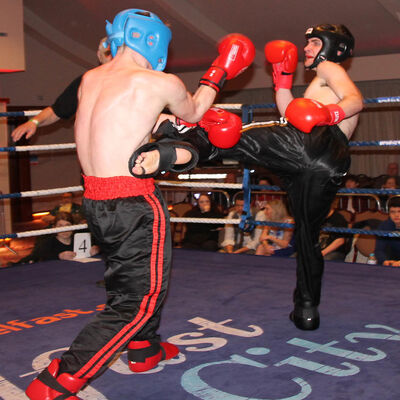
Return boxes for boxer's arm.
[317,61,363,118]
[264,40,298,117]
[161,34,255,124]
[163,73,217,124]
[275,89,295,118]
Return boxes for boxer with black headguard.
[134,24,363,332]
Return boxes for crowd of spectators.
[3,162,399,268]
[167,162,400,267]
[6,196,100,267]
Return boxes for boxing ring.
[0,98,399,399]
[0,250,399,399]
[1,96,400,242]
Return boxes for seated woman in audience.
[256,200,294,257]
[13,212,99,264]
[375,197,400,266]
[181,193,224,251]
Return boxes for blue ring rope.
[0,96,399,119]
[239,218,400,237]
[240,168,400,237]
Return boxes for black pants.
[59,178,171,382]
[165,121,350,307]
[223,122,351,306]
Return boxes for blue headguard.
[105,9,171,71]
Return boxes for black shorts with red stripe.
[59,175,172,381]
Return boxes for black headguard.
[305,24,354,69]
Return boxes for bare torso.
[304,76,359,139]
[75,59,170,177]
[302,60,362,139]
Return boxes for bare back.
[75,58,172,177]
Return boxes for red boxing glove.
[200,33,255,92]
[199,108,242,148]
[265,40,298,91]
[175,108,242,148]
[285,98,346,133]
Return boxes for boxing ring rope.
[1,95,399,119]
[1,178,400,239]
[1,97,400,246]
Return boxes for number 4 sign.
[73,232,92,259]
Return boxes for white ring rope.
[15,143,77,151]
[157,181,243,189]
[20,186,84,198]
[11,217,239,239]
[10,182,242,200]
[17,224,89,238]
[170,217,239,224]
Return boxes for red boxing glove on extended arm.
[264,40,298,91]
[200,34,255,92]
[199,108,242,148]
[285,98,346,133]
[175,108,242,149]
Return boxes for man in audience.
[375,197,400,265]
[387,162,399,181]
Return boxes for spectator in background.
[373,162,400,189]
[220,194,264,254]
[339,175,368,213]
[319,199,350,261]
[380,176,399,211]
[181,193,224,251]
[382,176,398,190]
[387,162,399,183]
[11,212,100,265]
[375,197,400,265]
[42,192,84,225]
[255,199,294,257]
[253,177,278,212]
[223,171,241,203]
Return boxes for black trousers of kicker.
[164,121,350,307]
[222,122,351,307]
[59,183,171,382]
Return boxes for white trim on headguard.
[105,8,171,71]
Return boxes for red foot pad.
[26,358,86,400]
[128,340,179,373]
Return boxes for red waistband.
[83,175,155,200]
